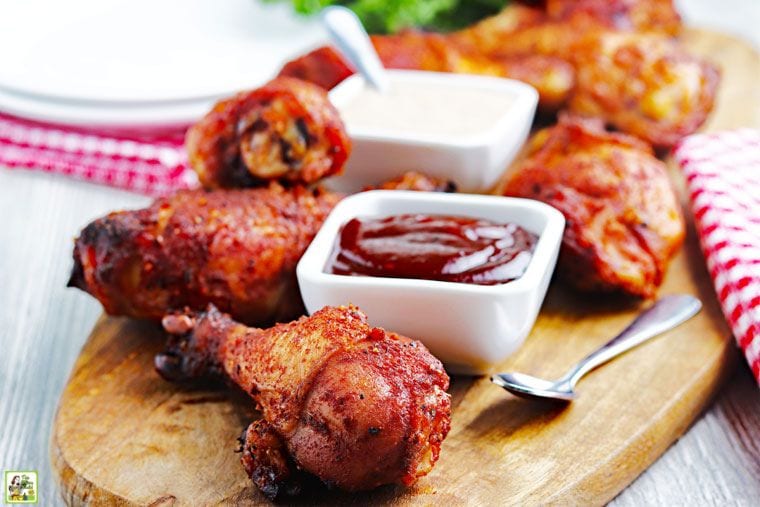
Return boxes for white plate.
[0,86,214,130]
[0,0,327,127]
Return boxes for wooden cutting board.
[51,29,760,506]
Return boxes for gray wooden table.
[1,167,759,506]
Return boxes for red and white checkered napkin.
[0,112,198,196]
[675,129,760,384]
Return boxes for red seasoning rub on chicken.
[68,183,341,326]
[503,115,685,298]
[371,30,576,110]
[568,31,719,148]
[453,0,682,57]
[157,304,451,499]
[454,4,716,147]
[366,171,457,192]
[186,77,351,189]
[544,0,682,35]
[277,46,355,91]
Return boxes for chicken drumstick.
[157,304,451,499]
[68,183,340,326]
[503,114,685,297]
[186,77,351,189]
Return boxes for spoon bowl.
[491,372,576,402]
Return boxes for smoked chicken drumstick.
[186,77,351,189]
[157,304,451,499]
[69,183,341,326]
[568,31,719,148]
[503,115,685,298]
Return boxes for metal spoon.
[321,6,390,93]
[491,294,702,402]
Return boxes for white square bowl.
[296,191,565,374]
[326,70,538,193]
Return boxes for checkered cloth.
[0,112,197,196]
[675,129,760,384]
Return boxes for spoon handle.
[561,294,702,386]
[321,6,390,92]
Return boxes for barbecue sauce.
[327,214,537,285]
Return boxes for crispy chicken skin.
[568,31,720,148]
[451,3,556,56]
[277,46,354,92]
[456,0,680,56]
[371,31,576,110]
[495,54,575,110]
[367,171,456,193]
[186,77,351,189]
[544,0,682,35]
[503,115,685,297]
[157,305,451,499]
[277,46,355,91]
[68,184,341,325]
[371,31,494,73]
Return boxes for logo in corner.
[4,471,37,504]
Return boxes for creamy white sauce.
[337,80,515,139]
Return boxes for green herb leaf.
[265,0,510,34]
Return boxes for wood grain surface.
[43,29,760,506]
